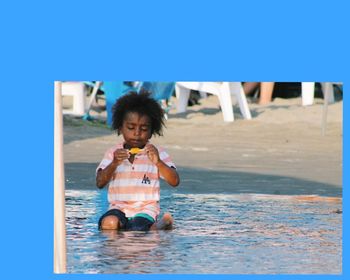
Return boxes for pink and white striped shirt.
[96,142,176,220]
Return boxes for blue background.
[0,0,347,279]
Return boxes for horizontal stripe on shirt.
[108,192,160,202]
[109,185,160,195]
[109,177,160,187]
[112,171,159,180]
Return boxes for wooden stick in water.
[54,81,67,273]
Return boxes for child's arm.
[96,148,129,188]
[145,144,180,187]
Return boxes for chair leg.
[321,84,330,136]
[229,82,252,120]
[85,82,102,113]
[218,83,234,122]
[321,82,335,103]
[175,84,191,113]
[302,82,315,106]
[74,83,86,115]
[62,82,86,116]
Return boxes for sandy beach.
[63,94,342,198]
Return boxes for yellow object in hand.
[129,148,143,155]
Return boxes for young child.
[96,91,180,231]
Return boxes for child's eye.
[127,127,134,130]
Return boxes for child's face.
[120,112,152,148]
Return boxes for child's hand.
[145,144,160,165]
[113,148,129,165]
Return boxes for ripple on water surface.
[65,190,342,274]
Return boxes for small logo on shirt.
[142,174,151,184]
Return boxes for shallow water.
[65,188,342,274]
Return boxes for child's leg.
[98,209,127,230]
[150,212,173,230]
[100,216,120,230]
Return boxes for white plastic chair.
[301,82,336,106]
[61,81,87,116]
[175,82,251,122]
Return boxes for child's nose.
[134,128,141,136]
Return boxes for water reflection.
[97,230,164,273]
[65,190,342,274]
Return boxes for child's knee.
[151,212,173,230]
[101,216,120,230]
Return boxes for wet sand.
[63,95,342,198]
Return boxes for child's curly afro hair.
[111,91,165,136]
